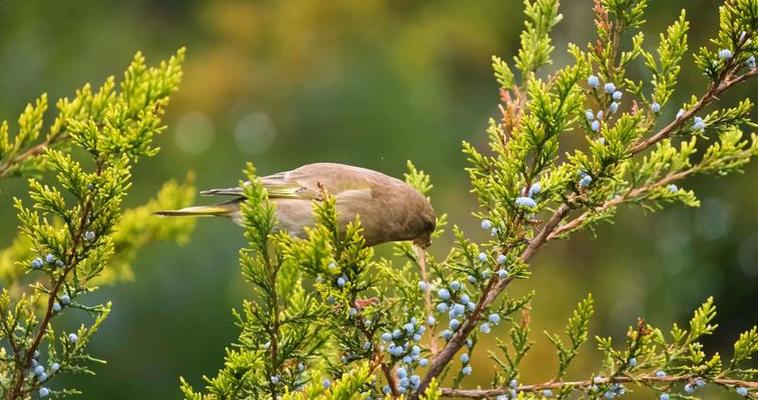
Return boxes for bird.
[155,162,436,248]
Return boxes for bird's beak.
[413,234,432,249]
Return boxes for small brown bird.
[155,163,436,247]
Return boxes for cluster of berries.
[514,182,540,210]
[600,383,627,399]
[27,351,62,398]
[674,108,706,131]
[586,75,624,131]
[480,218,499,237]
[52,293,71,314]
[385,366,422,394]
[380,318,428,367]
[323,262,351,289]
[578,171,593,188]
[435,282,472,340]
[433,278,503,341]
[31,254,64,270]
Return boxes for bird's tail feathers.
[154,203,236,218]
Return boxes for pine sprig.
[0,49,186,399]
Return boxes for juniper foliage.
[0,49,193,399]
[180,0,758,399]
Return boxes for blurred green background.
[0,0,756,398]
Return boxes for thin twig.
[415,245,439,355]
[354,307,398,397]
[440,374,758,398]
[0,134,67,180]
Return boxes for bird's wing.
[200,163,388,200]
[200,178,321,200]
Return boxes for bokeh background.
[0,0,756,398]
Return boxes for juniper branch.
[440,374,758,398]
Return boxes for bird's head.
[412,200,436,249]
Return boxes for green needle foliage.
[180,0,758,399]
[0,49,193,399]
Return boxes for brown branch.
[0,134,67,180]
[631,67,758,155]
[381,362,400,398]
[547,169,692,240]
[354,304,398,397]
[440,374,758,398]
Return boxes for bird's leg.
[414,244,439,355]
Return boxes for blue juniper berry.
[746,55,756,69]
[693,116,705,131]
[684,383,695,394]
[515,196,537,208]
[528,182,541,197]
[587,75,600,88]
[579,174,593,188]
